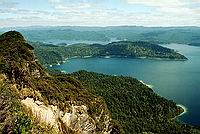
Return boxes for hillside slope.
[0,31,119,133]
[31,41,187,65]
[70,71,200,134]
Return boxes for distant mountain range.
[1,26,200,45]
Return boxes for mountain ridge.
[31,40,187,66]
[0,31,118,133]
[1,26,199,45]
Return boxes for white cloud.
[191,0,200,3]
[126,0,185,7]
[0,0,199,27]
[0,0,18,9]
[125,0,200,26]
[54,3,92,13]
[48,0,61,4]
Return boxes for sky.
[0,0,199,27]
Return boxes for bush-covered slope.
[0,31,118,133]
[70,70,200,134]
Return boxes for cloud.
[0,0,199,27]
[191,0,200,3]
[126,0,185,7]
[125,0,200,13]
[48,0,98,11]
[0,0,18,9]
[54,3,92,13]
[125,0,200,26]
[48,0,61,3]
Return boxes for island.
[31,41,188,66]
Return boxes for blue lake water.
[52,43,200,126]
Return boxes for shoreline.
[177,104,187,117]
[47,55,187,67]
[170,104,187,121]
[139,80,154,89]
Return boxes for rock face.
[0,31,116,133]
[21,97,112,134]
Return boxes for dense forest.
[70,70,200,134]
[31,41,187,65]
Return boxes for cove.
[52,43,200,126]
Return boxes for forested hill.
[0,31,120,133]
[70,70,200,134]
[31,41,187,65]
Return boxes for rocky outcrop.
[21,97,112,134]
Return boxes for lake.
[52,43,200,126]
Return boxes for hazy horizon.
[1,25,200,29]
[0,25,200,29]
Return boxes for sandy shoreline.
[177,104,187,117]
[139,80,154,89]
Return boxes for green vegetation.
[98,26,200,44]
[31,41,187,65]
[70,70,200,134]
[0,31,199,134]
[0,79,58,134]
[0,31,120,133]
[31,42,64,65]
[0,80,32,134]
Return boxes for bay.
[52,43,200,126]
